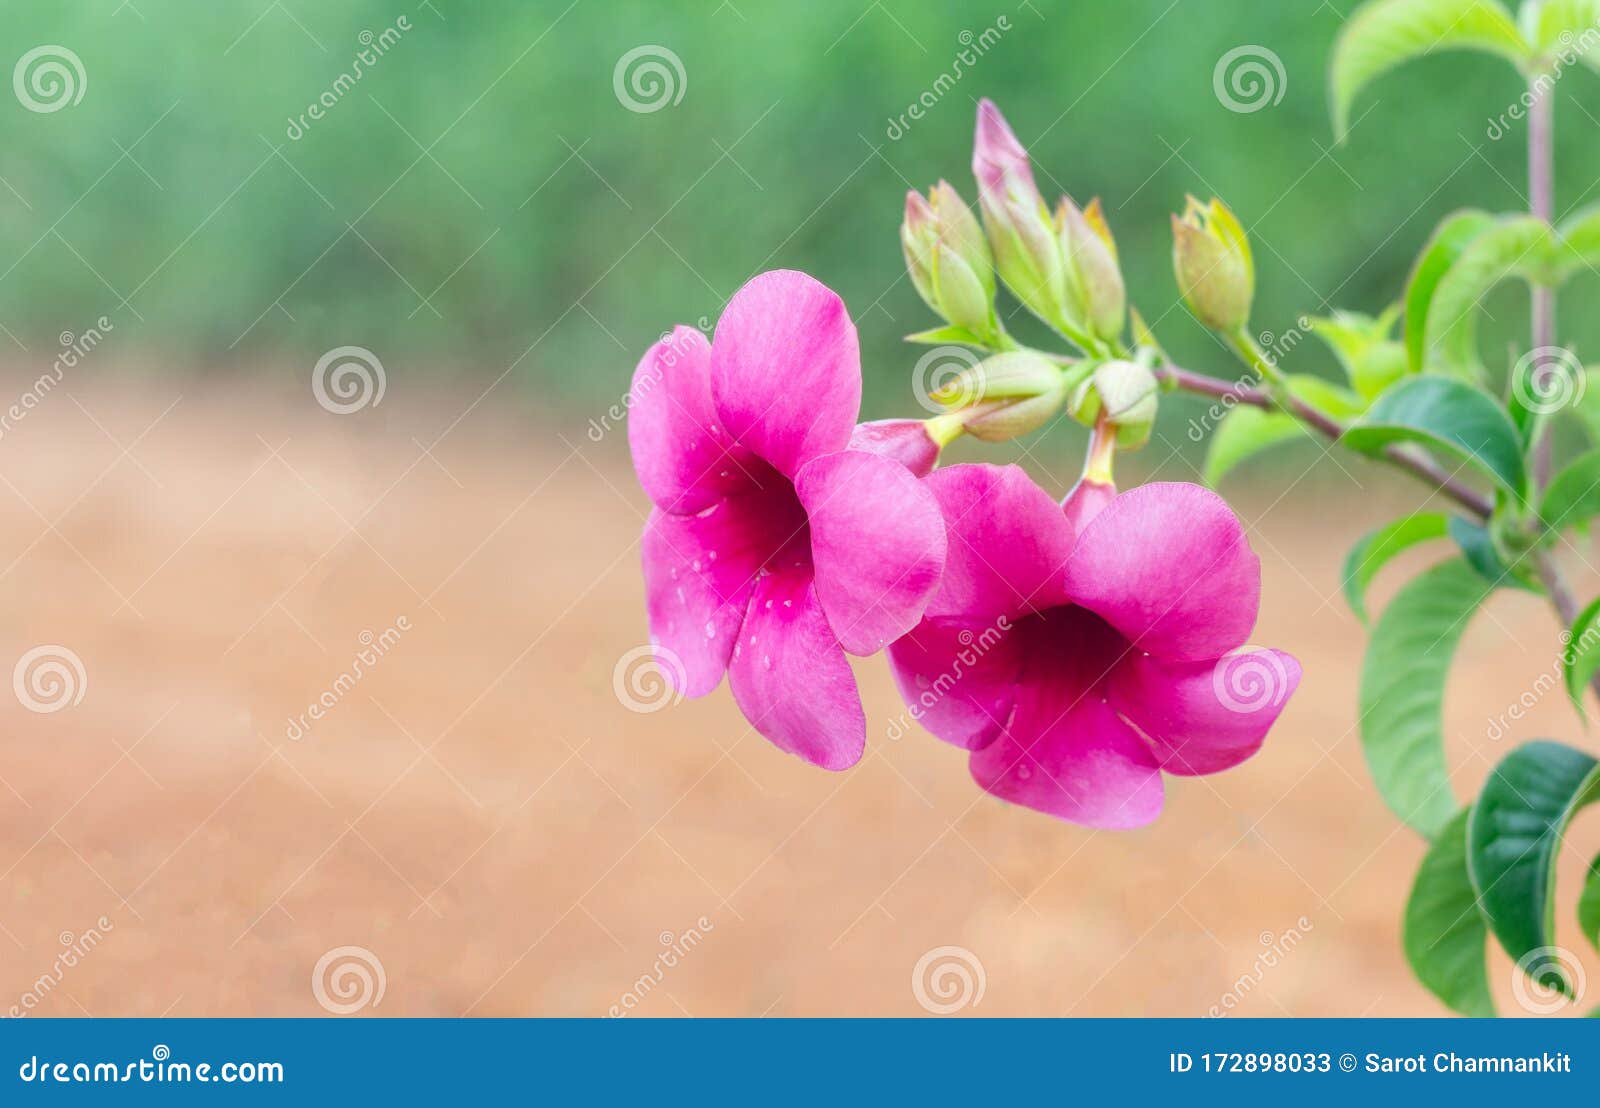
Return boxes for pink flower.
[888,464,1299,828]
[629,270,947,770]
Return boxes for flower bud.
[1172,195,1254,333]
[961,388,1068,444]
[848,419,942,477]
[932,349,1063,409]
[1056,196,1126,344]
[972,100,1067,332]
[902,183,997,340]
[1069,359,1159,449]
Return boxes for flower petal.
[710,271,860,477]
[796,450,946,656]
[628,326,761,514]
[1109,648,1300,776]
[847,419,939,477]
[969,695,1163,829]
[923,464,1075,621]
[887,616,1023,751]
[728,566,865,770]
[1064,482,1259,663]
[640,495,787,697]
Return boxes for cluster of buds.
[963,100,1126,350]
[901,181,998,344]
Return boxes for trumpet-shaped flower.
[888,464,1298,827]
[630,270,947,769]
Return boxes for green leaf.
[1359,559,1493,835]
[1342,512,1451,623]
[1561,595,1600,715]
[1342,376,1528,497]
[1204,406,1305,487]
[1468,740,1600,998]
[1330,0,1529,140]
[1524,0,1600,72]
[1539,448,1600,531]
[904,325,983,346]
[1405,210,1494,373]
[1404,808,1495,1016]
[1553,201,1600,280]
[1578,851,1600,953]
[1422,215,1558,378]
[1447,515,1535,591]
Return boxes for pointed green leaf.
[1204,407,1306,487]
[1404,210,1493,373]
[1578,852,1600,953]
[1422,215,1557,379]
[904,325,984,346]
[1553,200,1600,280]
[1447,515,1536,591]
[1468,740,1600,999]
[1561,595,1600,716]
[1404,808,1495,1016]
[1539,448,1600,531]
[1342,376,1527,497]
[1525,0,1600,72]
[1331,0,1529,140]
[1360,559,1493,835]
[1342,512,1451,623]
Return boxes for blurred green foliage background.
[3,0,1598,420]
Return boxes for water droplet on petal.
[707,550,717,562]
[762,655,772,671]
[782,599,792,608]
[704,621,716,639]
[691,559,702,571]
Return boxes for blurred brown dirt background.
[1,368,1597,1018]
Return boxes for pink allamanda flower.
[629,270,947,770]
[888,464,1300,828]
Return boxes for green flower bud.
[1056,196,1126,344]
[902,182,996,340]
[931,349,1062,408]
[1172,195,1254,333]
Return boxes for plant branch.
[1156,362,1493,518]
